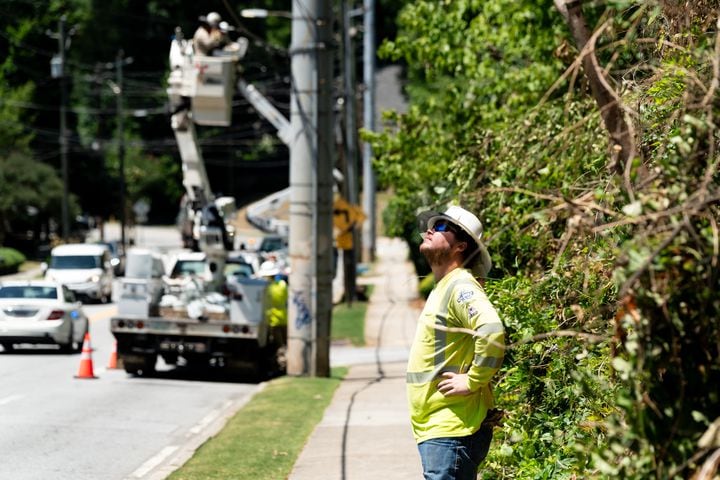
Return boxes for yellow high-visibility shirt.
[406,268,505,443]
[265,280,288,327]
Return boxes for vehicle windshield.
[50,255,101,269]
[0,286,57,299]
[171,260,206,277]
[225,262,253,279]
[259,237,285,252]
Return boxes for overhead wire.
[220,0,289,57]
[0,7,301,161]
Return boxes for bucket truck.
[110,27,291,377]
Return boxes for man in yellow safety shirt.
[408,205,505,479]
[260,262,288,348]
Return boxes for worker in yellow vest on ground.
[259,261,288,348]
[409,205,505,479]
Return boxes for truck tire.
[123,354,157,376]
[161,353,179,366]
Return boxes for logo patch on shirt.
[467,306,479,318]
[456,290,474,304]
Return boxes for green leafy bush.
[0,247,26,275]
[418,273,435,299]
[371,1,720,477]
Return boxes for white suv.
[44,244,114,303]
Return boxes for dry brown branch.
[701,18,720,106]
[692,448,720,480]
[669,447,713,479]
[618,221,686,298]
[424,318,607,349]
[591,193,720,233]
[484,187,617,217]
[552,215,580,273]
[702,210,719,269]
[537,35,701,115]
[508,329,607,347]
[554,1,638,174]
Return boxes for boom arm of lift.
[167,30,294,286]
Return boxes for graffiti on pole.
[292,290,312,330]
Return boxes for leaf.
[622,201,643,217]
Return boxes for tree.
[0,151,70,248]
[0,0,296,238]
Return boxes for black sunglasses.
[430,220,459,234]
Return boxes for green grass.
[168,272,375,479]
[168,367,347,480]
[331,285,373,346]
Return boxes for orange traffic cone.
[107,340,120,369]
[75,332,98,379]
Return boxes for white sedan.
[0,281,89,353]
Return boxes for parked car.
[226,251,259,278]
[0,281,89,353]
[96,240,125,276]
[257,235,287,255]
[43,243,114,303]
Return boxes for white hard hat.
[417,205,492,278]
[219,21,235,32]
[201,12,222,27]
[257,260,280,278]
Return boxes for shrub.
[418,273,435,299]
[0,247,27,275]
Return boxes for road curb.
[133,381,269,480]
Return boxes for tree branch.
[555,0,638,175]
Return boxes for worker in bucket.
[193,12,228,56]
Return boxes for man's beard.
[421,243,452,266]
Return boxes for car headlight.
[90,275,100,283]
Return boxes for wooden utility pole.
[287,0,335,377]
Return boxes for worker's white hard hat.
[257,260,280,278]
[219,21,235,33]
[417,205,492,278]
[200,12,222,27]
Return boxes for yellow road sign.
[333,197,366,250]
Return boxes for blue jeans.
[417,426,493,480]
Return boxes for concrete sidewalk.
[290,237,423,479]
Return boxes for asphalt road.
[0,223,280,479]
[0,293,261,480]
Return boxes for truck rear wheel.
[123,354,157,376]
[161,353,179,366]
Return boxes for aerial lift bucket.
[191,56,237,126]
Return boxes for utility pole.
[287,0,334,377]
[115,50,126,250]
[50,16,71,240]
[362,0,376,262]
[342,1,361,303]
[115,50,127,251]
[343,2,359,208]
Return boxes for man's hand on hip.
[437,372,472,396]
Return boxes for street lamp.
[240,8,293,19]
